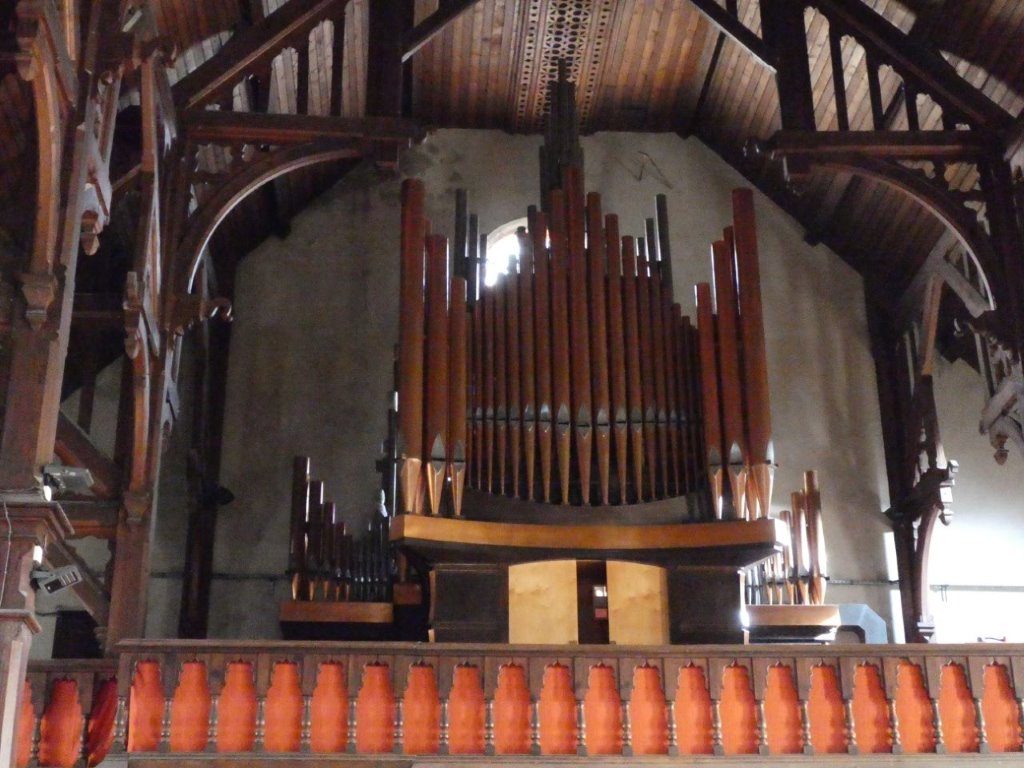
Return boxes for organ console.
[282,67,836,645]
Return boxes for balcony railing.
[19,641,1024,765]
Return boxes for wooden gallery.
[1,0,1024,765]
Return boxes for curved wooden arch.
[810,155,999,311]
[174,141,364,294]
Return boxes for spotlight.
[42,464,94,496]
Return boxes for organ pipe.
[391,176,777,519]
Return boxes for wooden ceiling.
[3,0,1023,315]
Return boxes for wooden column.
[0,503,73,768]
[178,306,233,637]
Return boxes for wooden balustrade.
[16,643,1024,765]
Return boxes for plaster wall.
[172,129,896,639]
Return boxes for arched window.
[485,217,528,286]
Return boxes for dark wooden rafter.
[54,413,122,499]
[815,0,1012,131]
[367,0,412,117]
[180,110,425,144]
[173,0,347,111]
[45,538,111,626]
[685,0,774,73]
[402,0,487,63]
[767,129,993,162]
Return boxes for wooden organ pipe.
[471,289,484,492]
[605,215,628,504]
[397,179,426,515]
[306,480,324,601]
[635,238,658,501]
[285,459,393,605]
[745,473,830,606]
[517,226,537,501]
[804,470,828,604]
[587,193,612,506]
[530,207,554,503]
[549,189,573,505]
[506,256,522,498]
[646,225,670,500]
[289,456,311,600]
[733,189,774,520]
[424,234,450,516]
[564,167,593,504]
[696,282,724,518]
[712,234,747,520]
[448,277,468,518]
[621,238,646,503]
[494,283,508,495]
[483,283,495,494]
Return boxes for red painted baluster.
[981,663,1022,753]
[539,664,575,755]
[807,664,846,754]
[493,664,530,754]
[86,676,118,764]
[939,663,979,753]
[170,662,210,751]
[852,664,891,753]
[39,679,84,767]
[127,662,162,752]
[764,665,802,754]
[355,662,395,753]
[403,663,440,754]
[265,661,303,752]
[629,664,667,755]
[218,661,256,752]
[894,661,935,753]
[674,664,713,755]
[448,665,484,754]
[310,662,348,753]
[583,664,621,755]
[719,665,757,755]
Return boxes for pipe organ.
[282,70,836,645]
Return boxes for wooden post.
[0,503,72,768]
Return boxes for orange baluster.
[719,666,757,755]
[852,665,891,753]
[583,664,621,755]
[355,663,394,753]
[127,662,162,752]
[807,665,846,754]
[170,662,210,752]
[264,662,302,752]
[39,679,84,767]
[310,662,348,753]
[448,665,485,754]
[403,664,440,754]
[218,662,256,752]
[629,665,667,755]
[539,665,575,755]
[763,665,801,754]
[493,665,530,754]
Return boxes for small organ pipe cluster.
[695,189,775,523]
[287,457,391,603]
[746,470,830,606]
[395,173,725,515]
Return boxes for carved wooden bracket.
[18,271,58,331]
[168,294,233,337]
[122,271,146,359]
[122,489,152,525]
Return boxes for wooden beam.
[685,0,775,72]
[402,0,487,63]
[816,0,1012,130]
[173,0,345,111]
[768,129,992,162]
[45,539,110,626]
[367,0,411,117]
[179,109,424,145]
[54,413,122,499]
[55,499,119,539]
